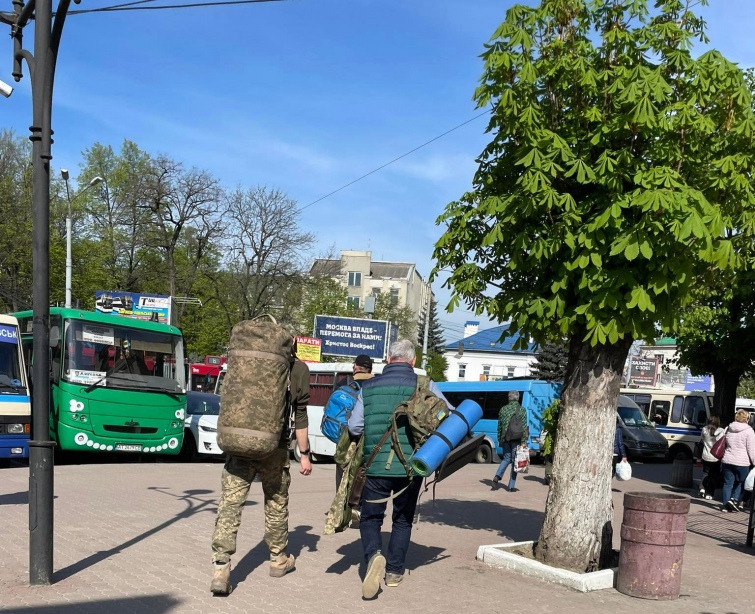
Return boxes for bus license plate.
[115,444,142,452]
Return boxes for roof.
[13,307,182,336]
[444,325,536,355]
[308,259,416,280]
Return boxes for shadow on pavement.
[0,491,28,505]
[230,525,320,589]
[687,507,752,549]
[53,488,221,582]
[324,534,447,576]
[418,498,543,541]
[1,594,180,613]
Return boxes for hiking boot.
[385,572,404,587]
[362,552,386,599]
[269,554,296,577]
[210,562,231,595]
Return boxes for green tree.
[426,353,448,382]
[417,296,446,355]
[433,0,755,572]
[531,343,568,382]
[738,375,755,399]
[372,291,417,341]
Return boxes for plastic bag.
[745,467,755,492]
[514,446,529,473]
[615,459,632,481]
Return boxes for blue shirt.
[347,365,454,436]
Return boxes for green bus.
[15,307,186,455]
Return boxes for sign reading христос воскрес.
[313,315,390,360]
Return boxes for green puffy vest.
[363,383,416,477]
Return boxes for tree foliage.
[531,343,568,382]
[432,0,755,572]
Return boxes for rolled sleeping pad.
[410,399,483,477]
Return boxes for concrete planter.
[476,541,617,593]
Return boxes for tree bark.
[535,330,632,572]
[712,368,742,426]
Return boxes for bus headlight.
[7,424,24,434]
[69,400,85,412]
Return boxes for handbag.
[347,426,393,508]
[514,445,530,473]
[710,431,727,461]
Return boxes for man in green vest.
[348,339,452,599]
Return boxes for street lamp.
[60,171,102,308]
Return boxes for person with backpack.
[347,339,453,599]
[492,391,528,492]
[210,328,312,596]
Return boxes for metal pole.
[65,213,71,308]
[28,0,55,586]
[421,284,431,370]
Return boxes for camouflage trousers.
[211,448,291,564]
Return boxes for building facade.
[442,322,537,382]
[309,250,431,339]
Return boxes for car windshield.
[63,319,185,393]
[618,404,655,427]
[187,394,220,415]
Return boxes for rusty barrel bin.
[616,492,690,600]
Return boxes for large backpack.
[388,375,450,475]
[217,315,293,460]
[503,411,525,442]
[320,381,361,444]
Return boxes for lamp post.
[1,0,78,586]
[61,171,102,308]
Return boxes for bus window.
[682,396,706,425]
[670,396,684,423]
[632,394,652,415]
[484,391,523,421]
[444,391,487,417]
[650,400,670,426]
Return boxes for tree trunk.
[535,330,632,572]
[712,368,742,426]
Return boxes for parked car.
[181,391,222,461]
[617,395,669,461]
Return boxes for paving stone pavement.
[0,457,752,614]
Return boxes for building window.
[348,272,361,287]
[482,365,491,379]
[346,296,360,309]
[390,288,399,305]
[458,363,467,379]
[507,366,516,378]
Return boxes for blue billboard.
[685,372,712,392]
[314,315,389,360]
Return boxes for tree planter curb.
[476,541,617,593]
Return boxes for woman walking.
[721,410,755,513]
[697,416,724,500]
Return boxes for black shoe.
[726,499,740,513]
[492,475,500,484]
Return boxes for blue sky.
[2,0,755,342]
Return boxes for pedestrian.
[721,409,755,513]
[696,416,724,500]
[613,420,627,476]
[347,339,452,599]
[492,391,528,492]
[335,354,375,489]
[209,335,312,595]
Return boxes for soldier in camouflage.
[210,340,311,596]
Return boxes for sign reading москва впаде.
[313,315,389,360]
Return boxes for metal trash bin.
[670,459,693,489]
[616,492,690,600]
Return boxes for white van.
[300,362,427,461]
[620,388,714,460]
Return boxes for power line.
[67,0,284,15]
[299,109,491,211]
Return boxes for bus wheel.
[475,443,492,464]
[179,431,198,462]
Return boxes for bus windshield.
[0,326,24,390]
[63,320,185,393]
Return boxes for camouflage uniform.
[211,358,309,564]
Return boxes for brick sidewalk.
[0,458,752,613]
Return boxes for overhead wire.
[299,109,491,211]
[66,0,284,16]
